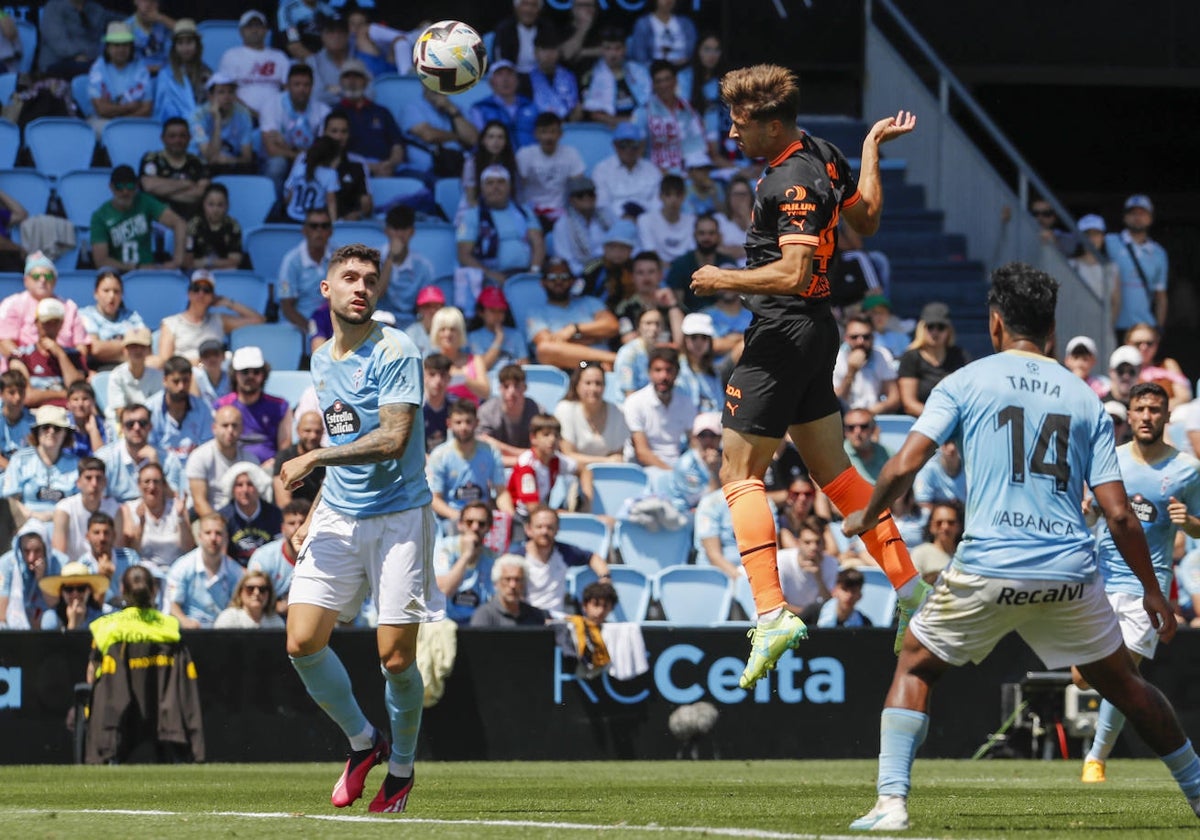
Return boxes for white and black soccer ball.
[412,20,488,95]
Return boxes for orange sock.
[822,466,918,591]
[724,478,786,615]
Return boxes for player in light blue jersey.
[280,243,444,815]
[844,263,1200,831]
[1075,381,1200,784]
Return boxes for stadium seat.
[372,75,425,124]
[520,364,569,411]
[370,176,428,216]
[265,369,313,409]
[245,224,301,278]
[614,519,694,574]
[409,223,458,276]
[501,273,547,337]
[650,565,732,625]
[566,565,651,623]
[90,370,111,414]
[70,75,94,119]
[0,120,19,170]
[555,512,611,560]
[0,75,14,110]
[101,118,162,170]
[120,271,188,330]
[0,169,52,215]
[602,373,624,406]
[229,323,305,370]
[195,21,243,69]
[875,413,916,456]
[434,177,461,221]
[211,271,269,314]
[15,20,35,75]
[330,220,387,254]
[58,169,114,228]
[589,463,649,517]
[429,275,455,304]
[54,271,96,309]
[0,272,22,297]
[214,175,277,231]
[857,567,898,628]
[561,123,615,174]
[52,242,79,273]
[730,575,755,623]
[27,118,96,180]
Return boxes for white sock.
[349,723,374,751]
[758,606,783,622]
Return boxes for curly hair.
[986,262,1058,344]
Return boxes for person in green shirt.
[89,165,187,273]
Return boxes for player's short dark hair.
[449,398,477,419]
[163,355,192,377]
[424,353,452,374]
[498,363,526,385]
[720,64,800,124]
[287,63,313,81]
[67,380,96,400]
[987,262,1058,344]
[529,413,561,437]
[384,205,415,231]
[647,346,679,371]
[87,510,115,530]
[78,456,105,475]
[660,174,686,195]
[0,369,25,390]
[283,498,312,518]
[534,111,561,129]
[329,243,381,276]
[581,581,618,606]
[1128,381,1169,406]
[161,117,188,135]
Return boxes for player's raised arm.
[842,111,917,237]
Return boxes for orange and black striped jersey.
[742,132,861,320]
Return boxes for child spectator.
[282,136,341,223]
[184,183,244,271]
[0,371,33,472]
[479,364,542,467]
[427,399,513,529]
[65,381,106,458]
[507,414,578,521]
[10,298,86,408]
[423,353,452,454]
[666,412,722,514]
[104,327,161,430]
[812,568,874,629]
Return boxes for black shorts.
[722,312,841,438]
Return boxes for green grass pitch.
[0,760,1194,838]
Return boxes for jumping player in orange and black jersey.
[691,64,924,689]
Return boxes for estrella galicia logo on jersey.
[324,399,361,436]
[784,185,807,201]
[1129,493,1157,524]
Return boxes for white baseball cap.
[231,346,266,370]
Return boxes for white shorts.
[1107,590,1159,659]
[911,564,1123,670]
[289,502,446,625]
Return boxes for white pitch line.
[9,808,949,839]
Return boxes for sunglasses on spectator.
[544,273,573,282]
[1132,339,1156,347]
[461,517,490,528]
[305,221,332,230]
[27,271,55,281]
[61,584,90,595]
[1031,209,1055,217]
[114,182,138,191]
[37,425,66,433]
[572,190,596,199]
[189,283,214,293]
[926,323,948,332]
[240,367,266,376]
[243,584,269,594]
[124,418,150,429]
[1115,365,1138,376]
[615,140,639,149]
[844,423,871,431]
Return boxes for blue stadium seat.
[101,118,162,170]
[330,220,387,253]
[730,575,755,624]
[650,565,732,625]
[91,370,111,414]
[520,364,569,411]
[70,75,95,119]
[0,75,14,110]
[265,369,313,409]
[52,242,79,273]
[195,21,243,68]
[555,512,611,560]
[370,176,428,215]
[874,413,915,456]
[501,273,547,338]
[58,168,113,228]
[434,177,461,221]
[245,224,301,279]
[589,463,648,517]
[54,271,97,309]
[0,272,22,297]
[857,567,898,628]
[449,73,490,111]
[372,75,425,124]
[15,20,35,75]
[229,323,305,370]
[0,119,18,170]
[602,372,624,406]
[27,118,96,179]
[615,519,694,574]
[211,271,269,314]
[409,222,458,276]
[121,271,188,331]
[214,175,277,231]
[561,123,615,174]
[566,565,651,623]
[0,169,51,215]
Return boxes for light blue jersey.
[310,323,431,517]
[694,488,738,566]
[911,350,1121,581]
[1097,444,1200,596]
[248,539,294,598]
[426,439,506,514]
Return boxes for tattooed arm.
[279,403,417,489]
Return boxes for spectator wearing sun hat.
[10,298,86,409]
[1069,213,1121,334]
[468,286,530,372]
[3,406,81,521]
[0,252,89,357]
[1106,194,1168,342]
[38,560,113,630]
[86,21,153,136]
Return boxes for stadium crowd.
[0,0,1197,635]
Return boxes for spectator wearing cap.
[860,293,909,361]
[105,327,162,429]
[125,0,174,73]
[90,166,188,274]
[529,29,580,120]
[307,12,355,106]
[148,355,212,462]
[217,347,293,468]
[3,406,80,522]
[1106,194,1168,342]
[192,338,231,408]
[553,175,610,275]
[188,74,255,175]
[667,411,721,514]
[833,313,900,415]
[38,0,123,79]
[468,286,529,372]
[96,401,186,503]
[593,123,662,220]
[636,174,695,265]
[1104,345,1143,407]
[675,311,722,413]
[376,205,437,328]
[897,301,969,418]
[87,21,153,136]
[580,220,637,305]
[9,298,86,409]
[666,213,735,313]
[1068,214,1121,334]
[153,19,212,124]
[405,285,446,357]
[139,117,211,221]
[337,59,412,179]
[217,10,290,116]
[159,270,263,364]
[1105,400,1131,446]
[582,25,651,128]
[278,208,334,334]
[0,253,88,358]
[1062,335,1109,398]
[633,60,705,173]
[260,64,333,194]
[516,111,585,230]
[469,59,540,150]
[278,0,336,61]
[491,0,554,85]
[457,165,545,283]
[528,256,619,371]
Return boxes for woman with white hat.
[38,561,111,630]
[1,405,80,523]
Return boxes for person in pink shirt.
[0,252,89,356]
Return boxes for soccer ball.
[412,20,488,95]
